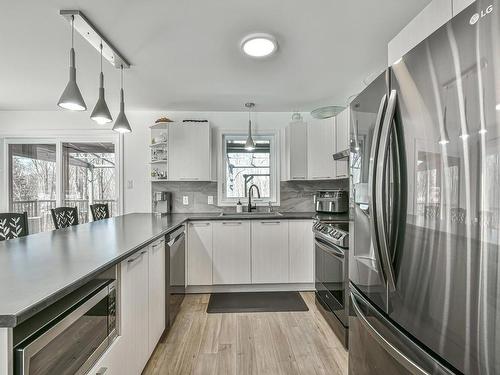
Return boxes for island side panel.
[0,328,12,375]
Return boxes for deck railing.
[11,199,117,232]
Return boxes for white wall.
[0,110,300,214]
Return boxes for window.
[219,133,278,205]
[62,142,117,224]
[7,138,120,233]
[9,144,57,232]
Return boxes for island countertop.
[0,211,325,328]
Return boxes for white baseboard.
[186,283,315,294]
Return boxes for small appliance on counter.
[152,191,172,215]
[314,190,349,213]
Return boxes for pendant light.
[245,102,255,151]
[90,43,113,124]
[112,65,132,133]
[58,15,87,111]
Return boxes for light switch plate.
[207,196,214,205]
[127,180,134,189]
[183,196,189,205]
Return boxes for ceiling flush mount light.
[245,102,256,151]
[91,43,113,124]
[113,65,132,133]
[58,15,87,111]
[241,33,278,58]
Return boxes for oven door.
[315,236,347,326]
[14,283,115,375]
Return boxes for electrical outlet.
[207,196,214,205]
[127,180,134,189]
[183,196,189,205]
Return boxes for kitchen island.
[0,211,324,375]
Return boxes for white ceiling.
[0,0,431,112]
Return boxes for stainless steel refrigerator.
[349,1,500,374]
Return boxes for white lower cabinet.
[251,220,289,284]
[288,220,314,283]
[187,222,213,285]
[212,221,251,284]
[148,239,166,354]
[121,249,150,375]
[87,338,125,375]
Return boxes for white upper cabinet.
[284,120,308,181]
[388,0,452,65]
[288,220,314,283]
[251,220,289,284]
[168,122,211,181]
[334,108,349,179]
[148,239,166,355]
[453,0,475,15]
[212,221,251,284]
[307,118,335,180]
[187,222,213,285]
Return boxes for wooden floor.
[143,292,348,375]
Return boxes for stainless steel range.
[314,220,349,348]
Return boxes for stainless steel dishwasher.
[166,225,185,329]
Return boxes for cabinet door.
[212,221,251,284]
[453,0,475,16]
[335,109,349,179]
[307,118,335,180]
[121,249,150,375]
[148,239,165,354]
[187,222,213,285]
[168,122,211,181]
[86,338,125,375]
[388,0,452,65]
[289,220,314,283]
[251,220,289,283]
[286,121,308,180]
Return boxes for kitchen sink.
[218,211,283,218]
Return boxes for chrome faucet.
[247,184,261,212]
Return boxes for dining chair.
[0,212,29,241]
[51,207,79,229]
[90,203,110,221]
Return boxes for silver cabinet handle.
[128,250,146,263]
[291,176,306,180]
[312,176,330,180]
[260,221,281,224]
[96,368,108,375]
[350,291,430,375]
[222,222,242,225]
[190,222,210,226]
[152,239,165,249]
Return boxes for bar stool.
[0,212,29,241]
[51,207,79,229]
[90,203,110,221]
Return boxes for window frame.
[2,134,122,222]
[218,131,280,207]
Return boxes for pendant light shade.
[91,44,112,124]
[245,102,255,151]
[58,16,86,111]
[113,66,132,133]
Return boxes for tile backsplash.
[152,179,349,213]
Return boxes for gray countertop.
[0,211,327,328]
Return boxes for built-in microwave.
[13,278,117,375]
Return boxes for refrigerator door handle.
[350,291,430,375]
[375,89,398,292]
[367,94,388,283]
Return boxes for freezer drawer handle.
[350,292,429,375]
